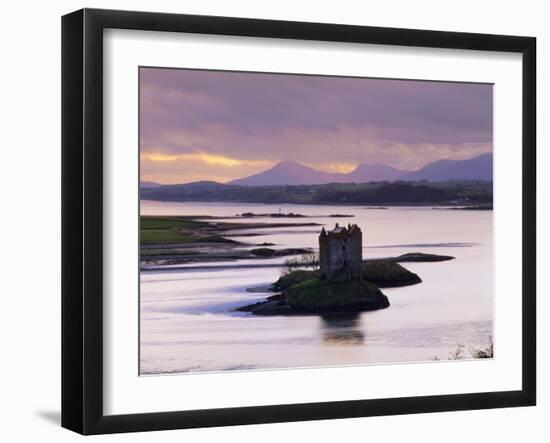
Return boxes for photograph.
[138,67,495,375]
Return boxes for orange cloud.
[140,151,273,168]
[312,162,357,174]
[140,151,277,184]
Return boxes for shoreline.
[140,215,322,267]
[142,252,454,273]
[141,199,494,209]
[140,213,461,269]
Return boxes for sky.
[140,67,493,184]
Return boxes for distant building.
[319,223,363,281]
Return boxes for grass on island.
[274,269,320,290]
[285,278,388,310]
[359,261,422,287]
[140,216,209,244]
[273,260,421,291]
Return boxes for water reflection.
[320,313,365,345]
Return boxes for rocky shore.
[239,279,389,316]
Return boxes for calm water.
[140,201,493,375]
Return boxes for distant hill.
[167,180,227,191]
[140,180,493,206]
[229,161,410,186]
[228,154,492,186]
[229,161,343,186]
[140,180,162,188]
[347,163,409,182]
[400,154,493,182]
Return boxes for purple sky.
[140,67,493,184]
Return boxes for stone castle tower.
[319,223,363,281]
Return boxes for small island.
[238,211,355,218]
[238,223,453,316]
[239,211,306,218]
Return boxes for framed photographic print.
[61,8,536,435]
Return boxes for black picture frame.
[62,8,536,435]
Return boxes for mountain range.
[228,153,492,186]
[140,180,162,188]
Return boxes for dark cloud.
[139,67,492,183]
